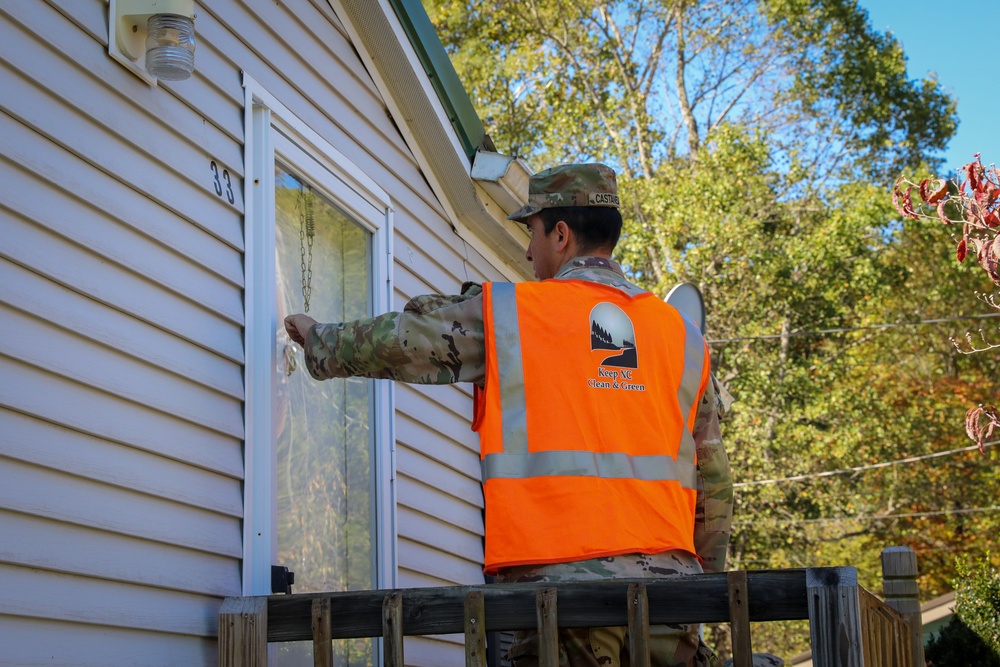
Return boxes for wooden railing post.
[537,588,558,667]
[727,570,752,667]
[464,590,487,667]
[383,593,404,667]
[218,596,267,667]
[807,567,864,667]
[881,546,925,667]
[627,583,651,667]
[312,597,333,667]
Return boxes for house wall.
[0,1,505,664]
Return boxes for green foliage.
[925,615,1000,667]
[428,0,956,181]
[954,553,1000,654]
[765,0,957,178]
[424,0,1000,658]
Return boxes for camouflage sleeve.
[303,283,487,385]
[692,373,733,574]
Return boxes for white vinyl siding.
[1,0,510,665]
[0,0,245,661]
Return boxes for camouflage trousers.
[496,554,784,667]
[496,552,716,667]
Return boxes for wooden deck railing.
[219,546,923,667]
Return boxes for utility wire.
[707,312,1000,345]
[734,440,999,488]
[734,505,1000,526]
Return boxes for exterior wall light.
[109,0,196,84]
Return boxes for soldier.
[285,163,757,667]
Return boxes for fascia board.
[387,0,486,160]
[327,0,531,281]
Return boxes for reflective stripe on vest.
[481,282,706,487]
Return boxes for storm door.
[244,77,396,666]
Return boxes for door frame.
[241,72,397,597]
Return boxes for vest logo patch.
[588,303,646,391]
[590,302,638,368]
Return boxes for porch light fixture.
[109,0,196,83]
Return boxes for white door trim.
[241,72,397,597]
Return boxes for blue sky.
[858,0,998,174]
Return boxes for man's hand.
[284,313,317,347]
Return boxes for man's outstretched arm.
[284,284,487,385]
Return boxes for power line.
[707,312,1000,345]
[734,505,1000,526]
[733,544,984,565]
[734,440,999,488]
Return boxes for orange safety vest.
[473,279,711,574]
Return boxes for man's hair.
[538,206,623,254]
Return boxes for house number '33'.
[210,160,235,204]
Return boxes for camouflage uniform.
[300,163,765,666]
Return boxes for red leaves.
[891,182,903,215]
[967,201,982,223]
[897,154,1000,280]
[898,175,952,221]
[897,154,1000,458]
[977,236,1000,285]
[919,178,948,204]
[890,158,1000,462]
[955,156,1000,229]
[964,156,989,202]
[967,236,1000,284]
[965,159,984,194]
[902,187,917,219]
[891,181,919,219]
[961,156,999,212]
[965,405,999,454]
[937,200,952,224]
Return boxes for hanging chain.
[298,184,315,312]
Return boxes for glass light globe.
[145,14,195,81]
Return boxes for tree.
[425,0,1000,658]
[925,615,1000,667]
[951,552,1000,655]
[430,0,955,182]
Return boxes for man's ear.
[554,220,571,250]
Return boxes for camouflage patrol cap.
[507,163,620,222]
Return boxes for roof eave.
[329,0,532,280]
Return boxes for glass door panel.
[273,162,374,666]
